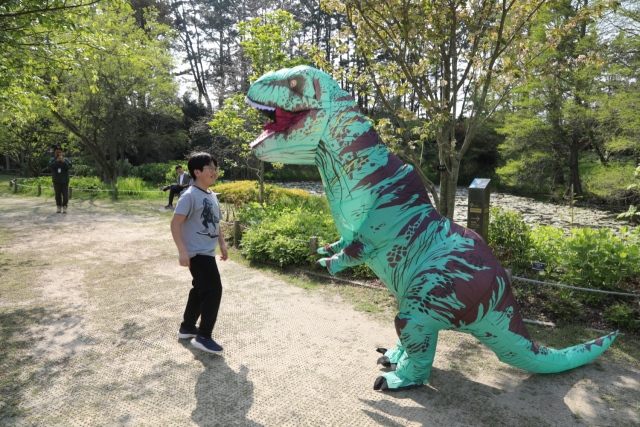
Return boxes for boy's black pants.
[53,182,69,207]
[182,254,223,339]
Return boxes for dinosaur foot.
[373,376,423,392]
[376,356,397,370]
[376,348,388,355]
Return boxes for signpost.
[467,178,491,241]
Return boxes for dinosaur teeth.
[250,129,275,148]
[245,96,275,111]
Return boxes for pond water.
[267,181,636,233]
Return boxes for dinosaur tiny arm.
[317,237,348,256]
[318,240,372,275]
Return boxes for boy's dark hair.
[187,152,217,180]
[175,165,183,170]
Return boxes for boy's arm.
[218,231,228,261]
[64,157,72,169]
[170,214,191,267]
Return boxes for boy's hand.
[179,250,190,267]
[219,242,228,261]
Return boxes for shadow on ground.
[359,337,640,426]
[0,306,64,421]
[179,341,263,427]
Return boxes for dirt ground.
[1,190,639,427]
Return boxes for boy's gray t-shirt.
[174,186,221,258]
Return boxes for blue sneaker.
[191,335,223,354]
[177,326,199,339]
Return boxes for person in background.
[48,146,72,214]
[170,152,228,354]
[163,165,190,209]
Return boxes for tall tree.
[317,0,604,218]
[46,5,180,184]
[499,0,612,196]
[209,10,306,204]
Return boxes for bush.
[240,205,340,266]
[216,181,310,205]
[488,207,640,307]
[236,196,376,277]
[581,162,637,200]
[71,164,100,177]
[559,227,640,304]
[488,207,534,274]
[603,302,640,331]
[132,163,173,184]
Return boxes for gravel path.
[1,193,639,426]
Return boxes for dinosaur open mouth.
[246,97,309,148]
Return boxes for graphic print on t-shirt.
[196,197,219,238]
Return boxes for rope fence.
[9,178,225,200]
[225,219,640,299]
[11,178,640,300]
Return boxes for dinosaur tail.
[466,307,618,374]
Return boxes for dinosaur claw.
[391,363,397,371]
[374,376,423,392]
[377,356,391,367]
[373,376,388,391]
[376,348,388,355]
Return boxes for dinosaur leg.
[374,314,437,391]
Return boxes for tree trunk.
[568,137,582,196]
[6,154,10,170]
[259,160,265,206]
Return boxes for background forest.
[1,0,639,213]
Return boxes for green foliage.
[543,290,583,321]
[617,205,639,224]
[582,162,638,199]
[235,195,376,277]
[18,176,164,198]
[603,302,640,332]
[238,10,306,81]
[216,181,309,205]
[132,163,178,184]
[240,205,340,266]
[559,227,640,303]
[489,207,640,308]
[488,207,534,274]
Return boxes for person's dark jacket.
[49,156,73,184]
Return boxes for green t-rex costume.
[245,65,618,391]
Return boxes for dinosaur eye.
[288,77,304,94]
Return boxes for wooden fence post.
[9,179,13,188]
[37,185,41,196]
[233,220,241,248]
[13,180,17,193]
[309,236,318,254]
[114,187,118,200]
[68,187,72,200]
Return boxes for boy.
[170,152,228,354]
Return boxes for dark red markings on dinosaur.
[377,167,431,211]
[338,126,379,157]
[395,315,408,337]
[584,332,617,352]
[343,241,366,261]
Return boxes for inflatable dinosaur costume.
[245,66,618,391]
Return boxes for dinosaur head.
[246,65,348,165]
